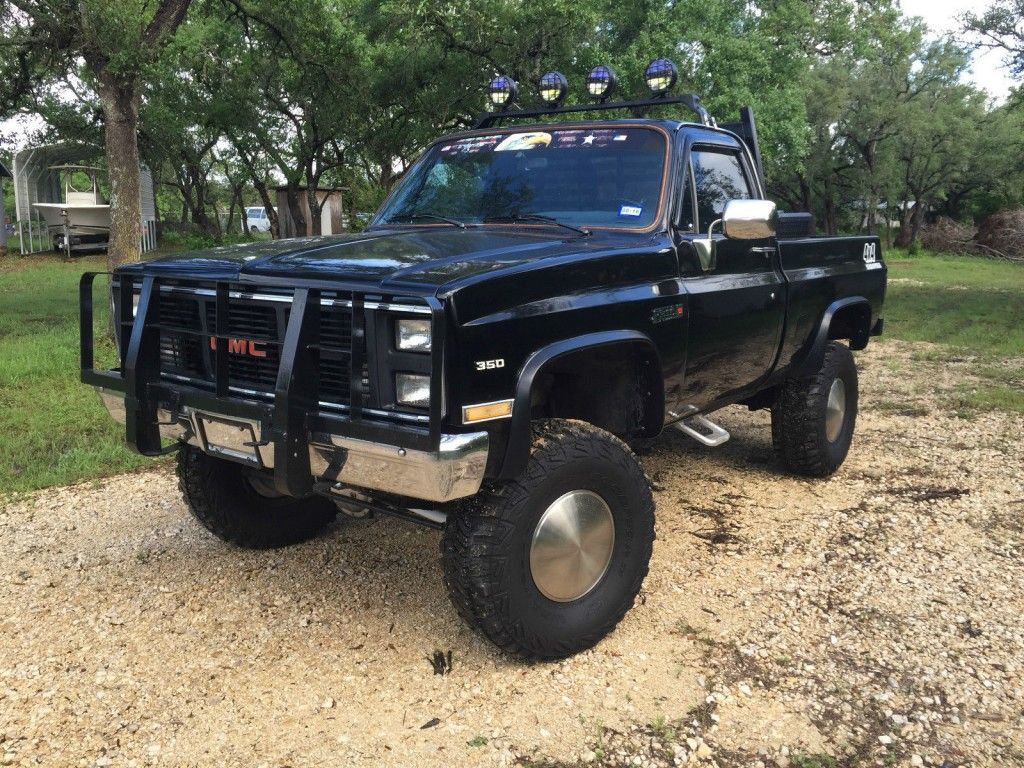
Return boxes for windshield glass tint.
[375,127,667,230]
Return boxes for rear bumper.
[97,388,488,503]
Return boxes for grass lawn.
[0,251,181,495]
[0,247,1021,496]
[884,248,1024,414]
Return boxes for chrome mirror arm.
[693,218,723,272]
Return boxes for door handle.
[750,246,776,255]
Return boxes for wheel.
[771,341,858,477]
[176,446,337,548]
[249,225,259,234]
[441,419,655,660]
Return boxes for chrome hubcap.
[530,490,615,602]
[825,378,847,443]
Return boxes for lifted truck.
[81,63,886,660]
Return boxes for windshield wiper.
[484,214,591,237]
[391,213,467,229]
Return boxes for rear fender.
[798,297,872,375]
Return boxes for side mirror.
[721,199,777,240]
[691,199,777,271]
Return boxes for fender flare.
[798,296,872,374]
[496,330,662,480]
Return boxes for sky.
[1,1,1017,153]
[900,0,1016,100]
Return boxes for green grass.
[885,249,1024,414]
[886,250,1024,355]
[0,254,164,494]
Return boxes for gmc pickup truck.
[80,61,886,660]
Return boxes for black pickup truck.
[81,62,886,660]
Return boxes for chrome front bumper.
[97,388,489,503]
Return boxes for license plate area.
[195,413,262,467]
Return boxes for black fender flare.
[798,296,872,375]
[497,330,662,480]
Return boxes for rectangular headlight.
[396,318,431,352]
[395,373,430,408]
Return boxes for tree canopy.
[2,0,1021,254]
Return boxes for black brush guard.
[80,272,447,497]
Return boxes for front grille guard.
[80,272,446,496]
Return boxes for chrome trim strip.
[149,285,431,314]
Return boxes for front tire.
[771,341,858,477]
[176,446,337,548]
[441,419,655,660]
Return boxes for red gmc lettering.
[209,337,267,358]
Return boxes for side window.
[678,168,694,231]
[692,149,752,231]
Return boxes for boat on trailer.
[31,165,111,254]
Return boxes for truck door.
[676,145,786,410]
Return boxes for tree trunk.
[910,200,926,244]
[895,202,914,248]
[226,188,238,235]
[251,177,278,238]
[306,184,323,236]
[798,175,812,213]
[823,193,838,236]
[96,72,142,270]
[285,182,306,237]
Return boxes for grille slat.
[154,289,364,407]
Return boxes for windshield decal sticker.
[439,136,501,155]
[619,205,643,217]
[494,132,552,152]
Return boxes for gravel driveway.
[2,340,1022,768]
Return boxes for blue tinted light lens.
[586,65,618,99]
[489,76,518,108]
[538,71,568,106]
[645,58,678,94]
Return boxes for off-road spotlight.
[586,65,618,101]
[538,71,569,106]
[644,58,678,96]
[488,75,518,109]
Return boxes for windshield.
[374,127,668,231]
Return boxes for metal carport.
[12,143,157,255]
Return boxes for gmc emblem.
[209,337,267,358]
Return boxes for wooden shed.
[274,186,347,238]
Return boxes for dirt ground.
[1,340,1022,768]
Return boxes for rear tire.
[176,446,337,548]
[441,419,655,660]
[771,342,858,477]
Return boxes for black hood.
[120,227,652,292]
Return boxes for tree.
[1,0,193,268]
[963,0,1024,79]
[892,44,983,246]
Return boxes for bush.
[975,209,1024,262]
[160,229,255,251]
[919,216,975,255]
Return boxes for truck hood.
[122,228,643,292]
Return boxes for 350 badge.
[475,358,505,371]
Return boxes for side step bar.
[674,414,730,447]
